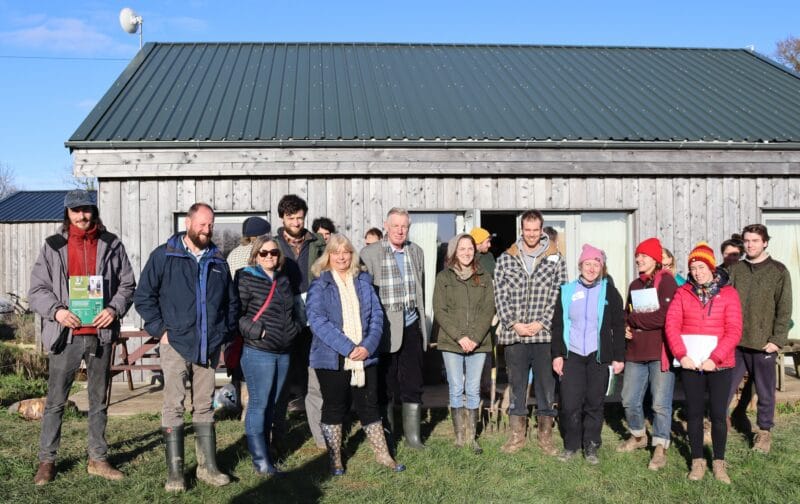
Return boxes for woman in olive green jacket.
[433,233,496,453]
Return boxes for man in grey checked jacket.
[494,210,567,456]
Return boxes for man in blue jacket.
[134,202,238,492]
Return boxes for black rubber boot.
[193,423,231,487]
[162,425,185,492]
[402,403,426,449]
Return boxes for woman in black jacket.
[235,235,298,476]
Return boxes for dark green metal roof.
[67,43,800,148]
[0,190,95,222]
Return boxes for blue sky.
[0,0,797,190]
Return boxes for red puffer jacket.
[665,283,742,369]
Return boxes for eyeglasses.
[258,249,280,258]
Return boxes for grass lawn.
[1,405,799,503]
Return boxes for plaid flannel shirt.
[494,241,568,344]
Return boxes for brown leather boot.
[712,459,731,484]
[616,434,647,452]
[688,458,706,480]
[501,415,527,454]
[34,461,55,486]
[537,416,558,456]
[87,459,124,481]
[753,429,772,454]
[648,445,667,471]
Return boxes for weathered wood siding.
[77,146,800,382]
[0,222,62,305]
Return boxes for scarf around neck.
[331,271,366,387]
[379,238,417,313]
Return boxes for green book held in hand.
[69,275,104,325]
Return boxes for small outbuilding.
[66,43,800,339]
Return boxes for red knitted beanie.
[635,237,662,264]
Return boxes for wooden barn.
[66,43,800,344]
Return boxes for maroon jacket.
[665,283,742,369]
[625,269,678,370]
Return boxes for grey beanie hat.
[64,189,96,209]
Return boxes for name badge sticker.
[572,290,585,302]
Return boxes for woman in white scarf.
[306,234,405,476]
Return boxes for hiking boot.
[34,461,55,486]
[616,435,647,453]
[558,449,578,462]
[194,423,230,487]
[321,423,345,476]
[537,416,558,456]
[648,445,667,471]
[712,459,731,484]
[688,458,706,481]
[465,408,483,455]
[584,442,600,465]
[501,415,527,454]
[87,459,124,481]
[451,407,466,448]
[753,429,771,454]
[364,422,405,472]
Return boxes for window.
[175,212,270,258]
[762,212,800,341]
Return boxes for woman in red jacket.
[665,242,742,484]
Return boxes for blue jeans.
[620,360,675,448]
[241,345,290,440]
[441,351,487,409]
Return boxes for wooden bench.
[777,342,800,392]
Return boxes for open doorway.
[480,211,518,258]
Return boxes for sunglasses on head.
[258,249,280,258]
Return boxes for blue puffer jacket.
[307,270,384,370]
[134,233,239,365]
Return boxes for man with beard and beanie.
[494,210,567,456]
[134,202,238,492]
[273,194,327,449]
[726,224,792,454]
[30,189,136,485]
[361,207,428,449]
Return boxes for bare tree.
[62,164,97,191]
[0,163,18,201]
[776,35,800,72]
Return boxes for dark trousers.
[683,368,732,460]
[504,342,557,417]
[380,320,425,405]
[317,365,381,425]
[273,326,312,430]
[558,351,609,451]
[727,347,777,431]
[39,336,111,462]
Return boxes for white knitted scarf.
[332,271,365,387]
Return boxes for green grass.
[1,407,800,504]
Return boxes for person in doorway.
[494,210,567,456]
[433,233,495,454]
[29,190,136,485]
[273,194,327,450]
[661,248,686,286]
[226,216,271,276]
[617,237,678,471]
[666,242,742,483]
[469,226,496,277]
[134,202,238,491]
[307,234,405,474]
[360,208,428,449]
[552,244,625,464]
[726,224,792,454]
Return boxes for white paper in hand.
[672,334,718,366]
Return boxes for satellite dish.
[119,7,143,48]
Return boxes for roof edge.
[65,139,800,151]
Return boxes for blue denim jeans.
[620,360,675,448]
[241,345,290,440]
[441,351,487,409]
